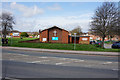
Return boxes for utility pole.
[74,33,76,50]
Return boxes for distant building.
[84,32,120,41]
[26,32,39,38]
[111,35,120,41]
[10,30,21,37]
[39,26,90,44]
[0,31,2,38]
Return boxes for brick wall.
[62,30,69,44]
[79,36,90,44]
[69,36,72,43]
[40,30,48,42]
[48,28,62,43]
[39,32,42,42]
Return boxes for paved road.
[2,48,119,78]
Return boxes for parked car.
[90,41,96,44]
[112,41,120,49]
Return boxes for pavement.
[1,46,119,56]
[2,48,119,78]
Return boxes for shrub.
[94,44,101,47]
[20,32,29,37]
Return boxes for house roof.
[40,26,69,33]
[70,35,90,37]
[11,30,19,33]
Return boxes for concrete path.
[1,46,119,56]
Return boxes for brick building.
[39,26,69,43]
[39,26,90,44]
[69,35,90,44]
[84,32,120,41]
[10,30,21,37]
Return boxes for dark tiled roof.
[40,26,69,33]
[11,30,19,33]
[70,35,90,37]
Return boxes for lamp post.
[74,33,77,50]
[10,32,12,45]
[11,35,12,45]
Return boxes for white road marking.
[70,59,79,61]
[22,55,29,56]
[31,60,50,63]
[58,58,69,60]
[7,53,12,54]
[39,57,48,58]
[103,62,113,65]
[16,54,23,56]
[55,62,71,65]
[9,59,14,60]
[31,61,41,63]
[5,77,20,80]
[42,60,50,62]
[112,69,119,71]
[85,65,92,67]
[17,54,29,56]
[74,60,85,62]
[55,63,64,65]
[59,58,66,60]
[114,62,118,63]
[7,53,29,57]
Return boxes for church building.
[39,26,90,44]
[39,26,69,43]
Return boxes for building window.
[53,30,57,36]
[43,38,47,41]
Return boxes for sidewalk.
[2,46,119,56]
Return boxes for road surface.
[1,48,119,78]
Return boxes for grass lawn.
[2,37,120,52]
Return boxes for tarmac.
[1,46,119,56]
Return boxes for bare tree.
[0,12,15,39]
[90,2,118,48]
[113,2,120,36]
[70,26,82,35]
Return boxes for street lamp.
[11,35,12,45]
[74,33,77,50]
[10,32,13,45]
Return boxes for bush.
[94,44,102,48]
[20,32,29,37]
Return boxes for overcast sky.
[2,2,106,32]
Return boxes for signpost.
[10,33,12,45]
[74,33,77,50]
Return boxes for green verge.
[2,37,120,52]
